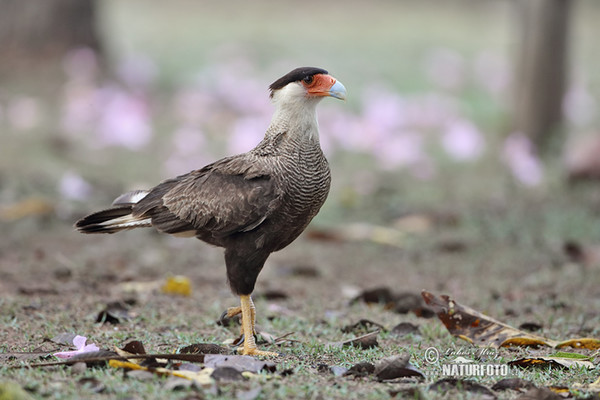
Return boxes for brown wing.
[132,157,282,238]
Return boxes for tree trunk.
[0,0,102,76]
[512,0,571,154]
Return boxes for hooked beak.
[328,80,347,101]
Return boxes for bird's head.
[269,67,347,104]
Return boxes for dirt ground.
[2,179,600,399]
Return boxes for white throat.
[268,83,323,142]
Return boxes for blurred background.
[0,0,599,233]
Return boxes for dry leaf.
[179,343,229,355]
[422,291,555,348]
[373,355,424,381]
[491,378,536,392]
[96,301,132,325]
[515,387,563,400]
[161,275,192,296]
[509,356,594,370]
[390,322,419,337]
[429,378,495,398]
[0,381,36,400]
[341,319,385,334]
[555,338,600,350]
[345,362,375,377]
[307,223,406,247]
[0,197,54,221]
[329,331,379,350]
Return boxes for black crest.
[269,67,328,97]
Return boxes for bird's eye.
[303,75,314,85]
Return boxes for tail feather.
[75,205,152,234]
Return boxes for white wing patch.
[112,190,150,206]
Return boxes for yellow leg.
[237,294,278,357]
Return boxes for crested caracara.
[75,67,346,356]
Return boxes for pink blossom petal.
[53,335,99,359]
[502,132,543,186]
[59,171,92,201]
[442,119,485,161]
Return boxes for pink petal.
[54,350,81,359]
[72,335,87,350]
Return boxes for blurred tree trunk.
[0,0,102,77]
[512,0,571,154]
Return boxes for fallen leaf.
[555,338,600,350]
[422,291,557,348]
[163,376,194,391]
[254,289,288,300]
[96,301,132,325]
[341,319,385,334]
[429,378,496,398]
[345,362,375,378]
[126,370,156,381]
[509,356,594,370]
[515,387,563,400]
[278,265,320,278]
[211,366,245,382]
[161,275,192,296]
[329,365,348,377]
[373,355,424,381]
[0,381,36,400]
[389,387,424,399]
[352,287,396,305]
[518,322,543,332]
[0,197,54,221]
[78,377,105,393]
[491,378,536,392]
[179,343,229,355]
[307,223,406,247]
[330,331,379,350]
[236,386,262,400]
[50,333,78,346]
[390,322,419,337]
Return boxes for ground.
[2,170,600,399]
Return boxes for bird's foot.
[237,345,279,357]
[225,306,242,318]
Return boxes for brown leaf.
[254,290,288,300]
[96,301,132,325]
[390,322,419,337]
[179,343,229,355]
[78,377,105,393]
[509,356,594,370]
[122,340,146,355]
[515,387,563,400]
[491,378,536,392]
[422,291,557,348]
[429,378,496,398]
[555,338,600,350]
[50,333,78,346]
[341,319,385,334]
[345,362,375,377]
[211,366,245,382]
[352,287,396,305]
[0,197,54,221]
[374,355,424,381]
[518,322,543,332]
[330,331,379,350]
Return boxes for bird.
[75,67,346,356]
